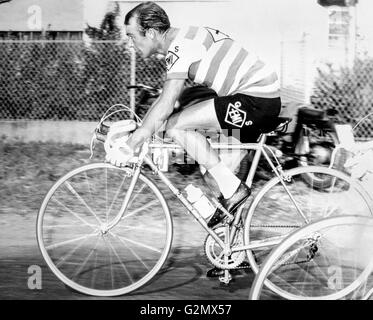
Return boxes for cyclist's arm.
[127,79,185,152]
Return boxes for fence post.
[130,47,136,114]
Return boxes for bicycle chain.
[250,224,302,229]
[270,241,319,267]
[205,225,316,269]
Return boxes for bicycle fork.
[105,163,142,232]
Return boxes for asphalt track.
[0,212,264,300]
[3,205,372,300]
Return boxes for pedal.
[233,261,252,270]
[218,270,232,284]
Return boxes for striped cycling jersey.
[165,26,280,99]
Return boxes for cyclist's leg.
[166,98,246,201]
[165,97,222,170]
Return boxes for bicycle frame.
[106,131,309,254]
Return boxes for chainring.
[204,226,246,270]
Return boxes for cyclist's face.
[125,17,154,58]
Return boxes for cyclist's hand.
[103,120,137,152]
[105,141,135,167]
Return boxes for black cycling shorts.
[214,94,281,143]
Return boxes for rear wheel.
[249,215,373,300]
[244,166,373,299]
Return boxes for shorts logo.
[165,50,179,71]
[224,101,247,128]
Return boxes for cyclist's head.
[124,1,170,58]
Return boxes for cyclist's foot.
[206,261,252,278]
[206,267,225,278]
[207,182,251,228]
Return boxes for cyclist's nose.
[127,38,135,48]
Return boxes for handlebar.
[127,84,160,93]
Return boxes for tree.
[85,3,121,41]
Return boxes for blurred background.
[0,0,372,143]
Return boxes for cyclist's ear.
[146,28,156,40]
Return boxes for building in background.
[318,0,359,68]
[0,0,84,40]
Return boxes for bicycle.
[249,215,373,300]
[36,104,373,297]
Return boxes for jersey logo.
[205,27,231,42]
[165,50,179,71]
[224,101,247,128]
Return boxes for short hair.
[124,2,170,36]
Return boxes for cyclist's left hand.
[105,141,135,167]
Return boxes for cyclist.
[105,1,281,276]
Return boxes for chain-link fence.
[1,39,373,138]
[0,40,165,121]
[310,58,373,139]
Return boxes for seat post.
[245,133,267,187]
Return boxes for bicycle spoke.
[105,236,134,284]
[71,236,101,282]
[84,170,94,205]
[115,235,162,253]
[64,181,103,225]
[52,198,97,230]
[90,251,99,290]
[269,246,304,273]
[45,231,98,250]
[43,224,96,229]
[119,225,165,234]
[103,236,115,290]
[110,232,151,271]
[55,234,93,268]
[121,199,160,220]
[268,272,306,296]
[106,174,128,223]
[296,261,329,287]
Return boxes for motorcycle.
[128,84,344,189]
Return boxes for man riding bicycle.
[106,1,281,277]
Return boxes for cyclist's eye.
[126,37,134,47]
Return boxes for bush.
[311,57,373,138]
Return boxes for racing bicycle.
[36,104,373,297]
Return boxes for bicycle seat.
[259,117,292,134]
[298,107,325,120]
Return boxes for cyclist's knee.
[165,112,186,133]
[165,126,183,141]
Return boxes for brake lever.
[89,133,96,160]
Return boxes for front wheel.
[37,163,173,297]
[244,166,373,299]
